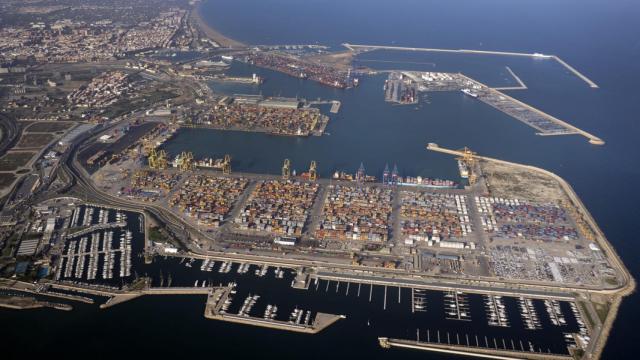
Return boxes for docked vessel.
[461,88,478,98]
[194,157,225,170]
[398,176,457,189]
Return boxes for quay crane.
[457,147,477,185]
[156,150,168,170]
[175,151,195,172]
[147,148,159,169]
[147,148,167,170]
[309,161,317,181]
[282,159,291,180]
[222,154,231,175]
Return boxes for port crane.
[309,161,317,181]
[222,154,231,175]
[175,151,195,172]
[457,147,478,185]
[282,159,291,180]
[147,148,159,169]
[156,150,168,170]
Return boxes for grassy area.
[25,121,74,133]
[594,301,611,323]
[16,133,55,148]
[1,233,20,258]
[0,173,17,189]
[578,301,596,329]
[149,226,169,243]
[604,277,619,286]
[0,151,35,171]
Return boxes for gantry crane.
[176,151,195,172]
[222,154,231,175]
[147,148,159,169]
[282,159,291,180]
[308,160,317,181]
[156,150,168,170]
[457,147,478,185]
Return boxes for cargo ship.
[195,157,225,170]
[332,171,376,183]
[398,176,457,189]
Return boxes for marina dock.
[378,337,572,360]
[204,285,344,333]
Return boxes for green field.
[0,152,35,171]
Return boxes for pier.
[415,71,604,144]
[493,66,528,91]
[378,337,572,360]
[313,271,576,301]
[343,43,599,88]
[459,73,603,144]
[65,221,126,239]
[204,286,344,334]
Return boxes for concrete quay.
[493,66,528,91]
[455,73,604,145]
[313,271,576,301]
[378,337,572,360]
[65,221,127,239]
[343,43,599,89]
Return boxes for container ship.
[195,157,225,170]
[332,171,376,183]
[398,176,457,189]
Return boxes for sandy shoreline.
[192,1,246,49]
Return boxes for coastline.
[191,0,246,49]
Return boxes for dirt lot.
[0,152,35,171]
[480,159,568,203]
[16,133,55,148]
[305,51,354,71]
[25,121,74,133]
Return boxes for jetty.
[343,43,599,88]
[204,286,344,333]
[378,337,572,360]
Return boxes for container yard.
[476,197,578,242]
[234,180,319,237]
[400,192,472,245]
[315,184,393,242]
[185,96,329,136]
[169,175,249,228]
